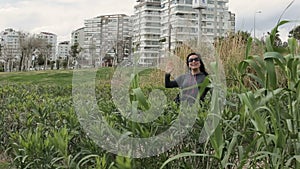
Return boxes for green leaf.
[265,35,274,52]
[76,154,99,169]
[239,92,255,112]
[296,81,300,102]
[294,155,300,162]
[159,152,212,169]
[288,37,297,56]
[113,156,132,169]
[264,52,285,70]
[237,61,248,75]
[245,56,266,82]
[286,155,300,166]
[245,37,253,59]
[265,58,277,89]
[198,76,210,97]
[221,131,239,167]
[210,125,224,160]
[132,87,150,110]
[251,110,266,134]
[246,73,264,88]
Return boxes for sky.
[0,0,299,42]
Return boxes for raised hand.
[165,61,174,74]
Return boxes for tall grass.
[1,19,299,169]
[159,20,300,169]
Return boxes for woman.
[165,52,210,104]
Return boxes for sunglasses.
[188,57,200,62]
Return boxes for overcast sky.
[0,0,299,42]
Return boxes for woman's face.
[187,54,201,70]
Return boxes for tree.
[19,34,45,71]
[267,30,282,47]
[36,54,45,66]
[50,61,55,70]
[41,43,52,70]
[62,60,68,69]
[0,43,3,58]
[69,42,81,68]
[70,42,81,59]
[1,45,16,72]
[56,59,60,70]
[289,25,300,40]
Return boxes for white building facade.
[83,14,133,67]
[71,27,85,47]
[57,41,70,60]
[201,0,235,40]
[133,0,162,66]
[0,28,25,71]
[37,32,57,61]
[0,28,22,61]
[133,0,235,66]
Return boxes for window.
[186,0,192,4]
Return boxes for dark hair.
[186,52,208,75]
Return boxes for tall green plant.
[237,19,300,168]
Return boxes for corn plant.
[237,20,300,168]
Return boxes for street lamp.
[254,10,262,39]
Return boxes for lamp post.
[254,11,262,39]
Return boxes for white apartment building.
[37,32,57,61]
[161,0,198,52]
[0,28,25,71]
[71,27,85,47]
[83,14,132,67]
[0,28,22,61]
[133,0,235,66]
[133,0,162,66]
[57,41,70,60]
[201,0,235,40]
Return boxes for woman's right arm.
[165,73,179,88]
[165,61,179,88]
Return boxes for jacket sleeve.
[165,73,179,88]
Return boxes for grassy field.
[0,67,164,87]
[1,21,299,168]
[0,70,74,85]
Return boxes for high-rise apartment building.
[161,0,199,51]
[201,0,235,40]
[71,27,85,47]
[0,28,22,60]
[57,41,70,60]
[0,28,24,71]
[83,14,132,67]
[37,32,57,61]
[133,0,235,66]
[133,0,162,66]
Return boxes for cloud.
[0,0,135,42]
[0,0,299,43]
[229,0,300,41]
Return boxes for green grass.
[0,67,116,85]
[0,67,163,87]
[0,70,73,85]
